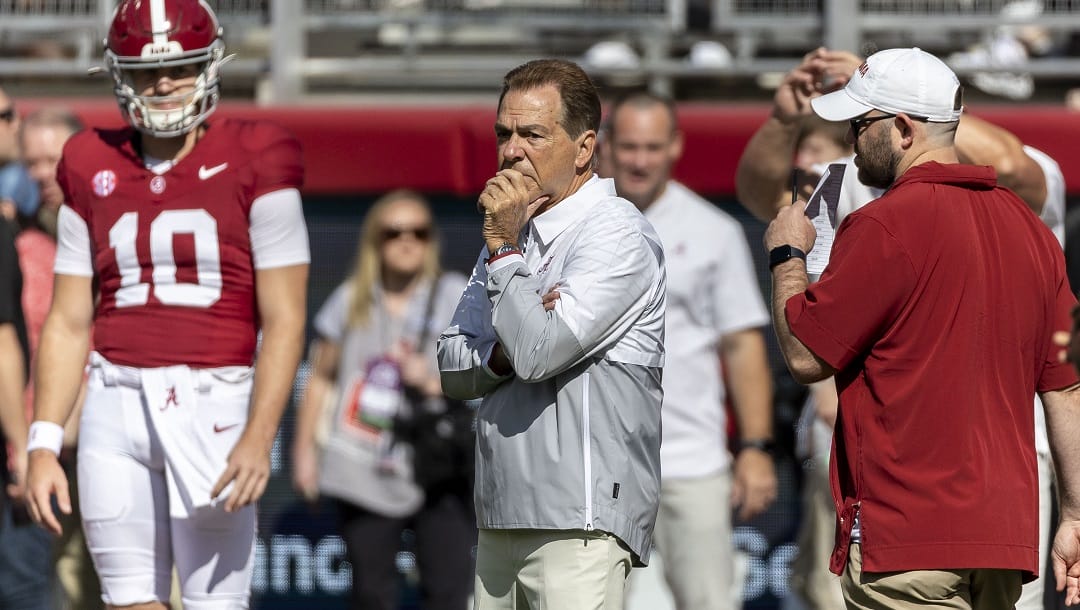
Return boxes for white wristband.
[27,421,64,457]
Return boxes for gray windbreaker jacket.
[437,177,666,565]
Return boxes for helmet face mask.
[105,0,225,138]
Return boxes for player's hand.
[731,448,778,521]
[212,433,272,513]
[25,449,71,536]
[764,200,816,253]
[479,169,550,251]
[290,440,320,504]
[1052,518,1080,605]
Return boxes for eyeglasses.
[848,113,895,135]
[0,106,15,123]
[382,226,431,242]
[849,112,931,135]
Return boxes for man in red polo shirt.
[765,47,1080,608]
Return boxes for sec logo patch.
[91,169,117,197]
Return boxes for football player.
[24,1,309,609]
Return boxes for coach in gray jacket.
[437,58,666,610]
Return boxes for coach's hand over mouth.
[479,168,550,253]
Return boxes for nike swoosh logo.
[198,162,229,180]
[213,423,240,434]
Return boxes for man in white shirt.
[438,59,666,610]
[605,91,777,610]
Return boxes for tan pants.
[474,528,632,610]
[790,455,845,610]
[791,452,1050,610]
[625,472,738,610]
[842,544,1022,610]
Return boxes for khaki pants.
[625,472,738,610]
[474,528,632,610]
[842,544,1022,610]
[790,455,845,610]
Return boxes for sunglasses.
[848,113,895,134]
[849,112,930,135]
[382,226,431,242]
[0,106,15,123]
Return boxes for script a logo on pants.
[160,385,180,412]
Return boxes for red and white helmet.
[104,0,226,138]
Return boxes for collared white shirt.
[644,181,769,479]
[438,175,666,560]
[486,176,665,368]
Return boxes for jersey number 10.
[108,209,223,308]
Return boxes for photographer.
[292,190,472,610]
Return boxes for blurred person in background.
[21,107,82,244]
[0,162,39,224]
[743,46,1073,609]
[291,189,473,610]
[0,87,35,227]
[603,91,776,610]
[24,1,310,608]
[19,106,102,610]
[16,107,83,360]
[0,85,52,610]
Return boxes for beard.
[854,129,901,190]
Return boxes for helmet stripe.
[150,0,169,45]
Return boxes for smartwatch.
[768,245,807,270]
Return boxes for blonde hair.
[346,189,441,328]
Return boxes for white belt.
[88,352,219,393]
[89,352,143,389]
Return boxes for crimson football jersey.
[57,118,304,368]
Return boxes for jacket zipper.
[582,372,593,531]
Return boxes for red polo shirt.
[786,161,1078,579]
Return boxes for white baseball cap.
[811,47,964,123]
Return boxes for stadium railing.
[1,0,1078,101]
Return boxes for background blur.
[3,1,1080,608]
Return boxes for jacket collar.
[530,174,611,247]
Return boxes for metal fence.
[0,0,1078,100]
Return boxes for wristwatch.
[736,438,777,455]
[487,242,520,262]
[768,245,807,270]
